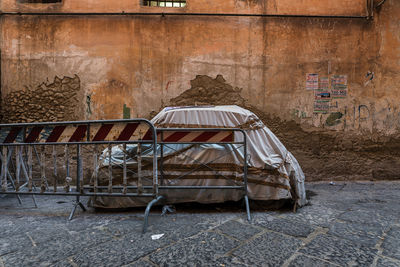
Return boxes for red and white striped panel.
[0,122,153,144]
[158,131,234,143]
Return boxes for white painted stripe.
[204,131,232,142]
[130,123,150,141]
[179,132,203,142]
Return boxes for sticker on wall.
[314,100,330,114]
[306,73,319,90]
[315,77,331,100]
[331,75,347,99]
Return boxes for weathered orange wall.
[1,0,399,180]
[0,0,368,16]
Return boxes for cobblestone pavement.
[0,181,399,267]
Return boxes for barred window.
[18,0,62,3]
[143,0,186,7]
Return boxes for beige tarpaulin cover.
[91,105,307,208]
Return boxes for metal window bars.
[0,120,251,233]
[143,0,186,8]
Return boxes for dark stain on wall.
[326,112,343,126]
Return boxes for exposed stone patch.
[2,75,81,123]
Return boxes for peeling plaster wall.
[1,0,400,180]
[0,0,367,16]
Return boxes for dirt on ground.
[157,75,400,182]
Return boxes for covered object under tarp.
[90,105,307,208]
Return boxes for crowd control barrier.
[0,120,251,233]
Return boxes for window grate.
[143,0,186,7]
[18,0,62,3]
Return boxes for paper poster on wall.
[314,100,330,113]
[306,73,318,90]
[331,75,348,99]
[315,77,330,100]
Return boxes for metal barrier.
[150,127,250,232]
[0,120,251,233]
[0,119,159,223]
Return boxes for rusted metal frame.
[137,143,143,194]
[152,123,159,197]
[242,131,250,221]
[0,191,155,197]
[28,145,33,192]
[142,195,164,234]
[0,146,22,204]
[15,146,21,192]
[93,145,98,194]
[160,131,164,186]
[84,185,245,190]
[0,119,160,227]
[122,144,127,194]
[40,146,46,193]
[142,123,159,233]
[1,146,8,192]
[98,156,139,178]
[0,119,155,146]
[0,118,154,128]
[158,128,251,221]
[107,143,113,193]
[68,144,86,221]
[52,145,57,192]
[6,171,22,205]
[6,147,22,205]
[33,146,49,190]
[17,146,37,206]
[64,144,71,192]
[5,146,22,204]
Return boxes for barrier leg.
[68,196,87,221]
[142,195,164,234]
[69,145,86,220]
[244,195,251,222]
[32,195,38,208]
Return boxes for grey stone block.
[149,231,239,266]
[299,234,377,266]
[215,220,262,241]
[376,257,400,267]
[382,226,400,260]
[288,254,337,267]
[254,216,314,238]
[232,231,302,266]
[328,221,384,247]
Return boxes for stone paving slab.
[299,234,377,266]
[0,181,400,266]
[377,257,400,267]
[328,221,384,247]
[214,220,262,241]
[149,231,239,266]
[231,231,302,266]
[287,254,338,267]
[382,226,400,260]
[253,216,315,238]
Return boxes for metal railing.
[0,120,251,233]
[0,119,158,222]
